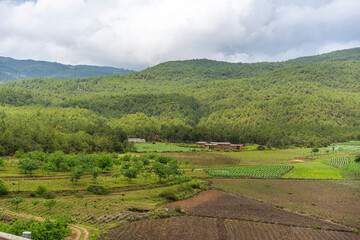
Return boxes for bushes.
[159,189,178,201]
[9,216,72,240]
[0,180,8,195]
[87,185,110,195]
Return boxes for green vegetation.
[282,162,343,179]
[0,56,133,82]
[135,143,196,152]
[205,165,293,178]
[323,158,360,178]
[1,48,360,149]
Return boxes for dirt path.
[0,207,89,240]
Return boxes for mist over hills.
[0,47,359,154]
[0,56,134,82]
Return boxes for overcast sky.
[0,0,360,70]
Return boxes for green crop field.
[322,141,360,152]
[282,161,344,179]
[323,158,360,179]
[205,165,293,178]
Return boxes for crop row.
[323,158,350,168]
[205,165,293,178]
[323,158,360,179]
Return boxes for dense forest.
[1,47,360,154]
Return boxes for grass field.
[135,143,197,152]
[282,161,344,179]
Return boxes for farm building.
[128,138,146,143]
[196,141,245,150]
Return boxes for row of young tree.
[15,150,182,185]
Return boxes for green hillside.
[0,56,134,82]
[0,48,360,154]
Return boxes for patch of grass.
[282,161,343,179]
[135,143,195,152]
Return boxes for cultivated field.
[0,143,359,239]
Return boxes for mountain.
[0,56,134,82]
[0,47,360,154]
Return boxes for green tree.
[355,155,360,163]
[123,167,139,183]
[18,157,39,176]
[8,197,25,210]
[70,167,84,186]
[89,167,100,183]
[43,199,57,213]
[96,153,113,172]
[152,162,168,182]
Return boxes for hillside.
[0,56,134,82]
[0,47,360,153]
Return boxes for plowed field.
[99,190,359,240]
[99,216,358,240]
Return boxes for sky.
[0,0,360,70]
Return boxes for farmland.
[205,165,293,178]
[0,144,359,239]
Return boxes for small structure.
[128,138,146,143]
[197,141,245,150]
[196,142,207,146]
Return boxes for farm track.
[0,208,89,240]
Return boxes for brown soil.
[212,179,360,229]
[291,159,305,163]
[99,216,358,240]
[168,190,348,230]
[99,190,359,240]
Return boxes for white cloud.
[0,0,359,70]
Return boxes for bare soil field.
[168,190,348,230]
[212,179,360,228]
[99,190,359,240]
[99,216,358,240]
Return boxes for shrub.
[159,190,178,201]
[256,145,266,151]
[0,180,8,195]
[43,191,56,199]
[120,154,132,162]
[35,185,48,196]
[86,185,110,195]
[355,155,360,163]
[170,176,191,185]
[174,206,182,213]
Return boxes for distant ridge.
[0,56,134,82]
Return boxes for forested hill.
[0,47,360,154]
[0,56,134,82]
